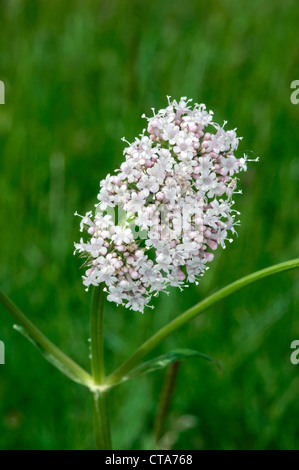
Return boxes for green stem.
[154,361,181,446]
[0,288,93,388]
[90,286,106,384]
[106,258,299,386]
[90,285,112,449]
[93,390,112,450]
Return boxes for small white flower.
[147,163,166,184]
[137,175,159,194]
[112,227,133,245]
[220,155,239,176]
[124,191,147,213]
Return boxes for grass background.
[0,0,298,450]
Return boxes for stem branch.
[106,258,299,386]
[0,288,93,387]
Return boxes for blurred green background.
[0,0,298,450]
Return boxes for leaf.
[123,348,222,383]
[13,325,89,385]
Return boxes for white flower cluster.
[75,97,249,312]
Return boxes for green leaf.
[122,348,222,383]
[13,324,91,386]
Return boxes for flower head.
[75,97,251,312]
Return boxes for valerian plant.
[1,97,298,450]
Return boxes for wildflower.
[75,97,250,312]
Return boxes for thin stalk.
[106,258,299,386]
[154,361,181,446]
[90,285,106,384]
[0,287,93,388]
[90,285,112,449]
[93,390,112,450]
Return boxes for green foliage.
[13,324,88,386]
[124,349,221,383]
[0,0,298,450]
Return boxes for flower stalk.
[90,285,106,384]
[90,285,112,449]
[105,258,299,387]
[93,390,112,450]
